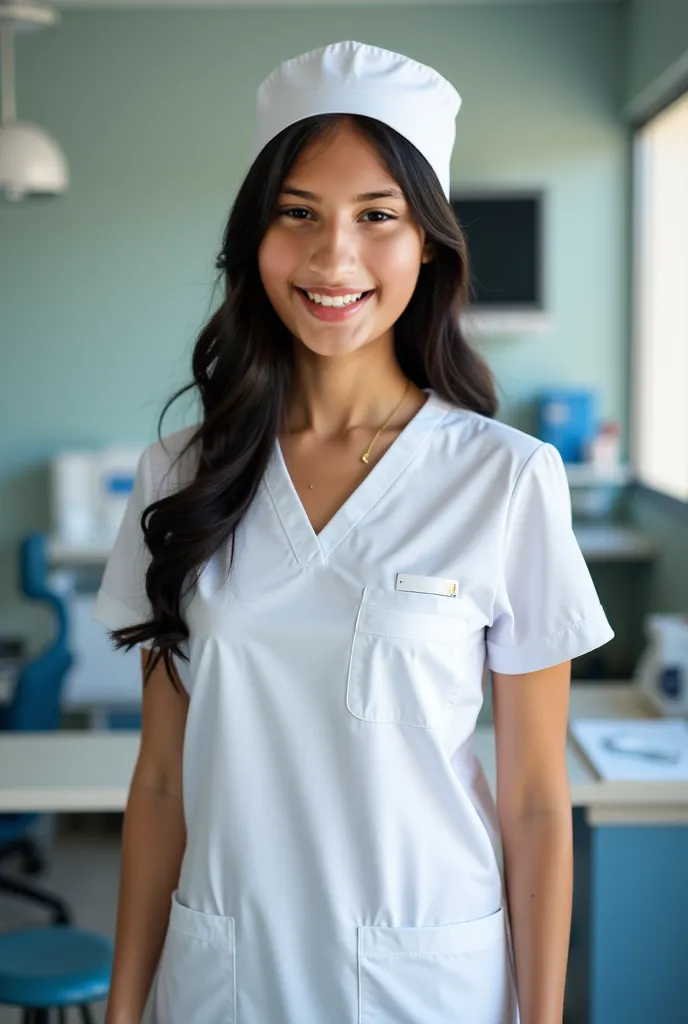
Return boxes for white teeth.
[305,290,366,307]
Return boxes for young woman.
[93,41,614,1024]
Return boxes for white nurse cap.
[252,40,461,200]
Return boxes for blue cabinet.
[567,808,688,1023]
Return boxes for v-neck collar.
[263,388,451,566]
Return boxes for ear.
[421,243,434,264]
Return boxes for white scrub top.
[92,388,614,1024]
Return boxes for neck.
[284,358,419,441]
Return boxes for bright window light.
[632,91,688,502]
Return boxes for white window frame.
[631,90,688,504]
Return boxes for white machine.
[48,446,144,719]
[50,446,143,549]
[62,592,143,718]
[636,613,688,716]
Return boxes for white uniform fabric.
[93,389,614,1024]
[252,41,461,200]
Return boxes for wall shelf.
[565,463,633,488]
[461,309,552,335]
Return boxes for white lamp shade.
[0,120,68,200]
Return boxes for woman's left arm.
[492,659,573,1024]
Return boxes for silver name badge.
[395,573,459,598]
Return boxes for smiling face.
[257,118,431,359]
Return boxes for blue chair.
[0,534,113,1021]
[0,534,73,922]
[0,926,112,1023]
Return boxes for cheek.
[258,231,298,293]
[375,236,424,295]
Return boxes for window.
[632,90,688,502]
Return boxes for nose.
[307,219,359,282]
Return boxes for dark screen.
[450,196,541,307]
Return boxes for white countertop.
[479,685,688,824]
[0,730,139,813]
[0,685,685,824]
[571,524,658,562]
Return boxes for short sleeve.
[91,446,154,638]
[486,442,615,674]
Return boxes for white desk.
[571,524,658,563]
[3,682,682,1024]
[0,731,139,813]
[484,685,688,825]
[0,685,685,825]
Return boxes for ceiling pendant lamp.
[0,1,68,202]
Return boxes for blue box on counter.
[536,389,598,463]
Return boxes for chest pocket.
[346,586,469,729]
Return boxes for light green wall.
[0,4,628,637]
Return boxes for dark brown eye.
[278,207,312,220]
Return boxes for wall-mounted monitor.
[450,189,548,333]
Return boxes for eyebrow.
[279,186,405,203]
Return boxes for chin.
[297,332,369,358]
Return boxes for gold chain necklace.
[360,378,411,464]
[307,379,411,490]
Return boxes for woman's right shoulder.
[140,423,202,503]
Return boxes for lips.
[296,288,375,323]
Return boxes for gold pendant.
[361,453,370,464]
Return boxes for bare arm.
[105,650,189,1024]
[492,660,573,1024]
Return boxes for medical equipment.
[48,449,144,717]
[635,613,688,716]
[536,388,598,464]
[50,446,143,548]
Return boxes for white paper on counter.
[570,718,688,781]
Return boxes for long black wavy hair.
[111,113,498,691]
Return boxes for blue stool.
[0,925,112,1023]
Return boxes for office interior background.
[0,0,687,1021]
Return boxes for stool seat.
[0,927,112,1007]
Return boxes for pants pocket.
[357,907,517,1024]
[154,890,236,1024]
